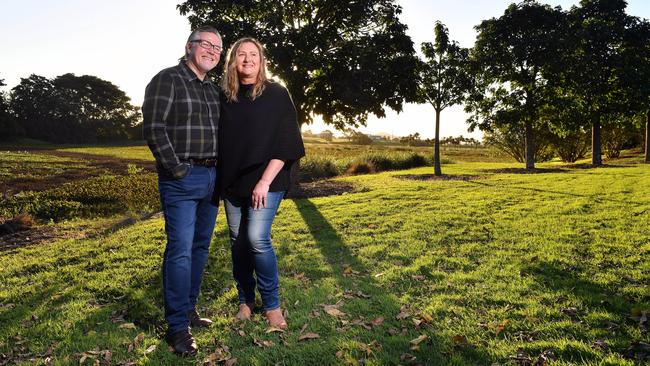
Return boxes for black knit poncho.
[217,81,305,198]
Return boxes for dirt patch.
[287,180,356,198]
[0,225,73,252]
[397,174,482,181]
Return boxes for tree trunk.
[645,109,650,163]
[434,108,442,176]
[592,116,602,166]
[524,120,535,170]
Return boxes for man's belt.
[181,157,218,167]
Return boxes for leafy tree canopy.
[10,73,140,143]
[178,0,420,129]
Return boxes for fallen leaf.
[411,275,425,281]
[132,333,145,347]
[592,339,608,350]
[395,309,410,320]
[452,335,468,346]
[535,349,557,365]
[238,330,246,337]
[324,305,346,318]
[510,348,531,365]
[265,326,285,333]
[144,345,156,354]
[412,318,423,327]
[298,333,320,341]
[300,323,308,334]
[410,334,428,346]
[494,319,509,336]
[225,358,237,366]
[400,353,416,361]
[561,307,578,319]
[100,350,112,363]
[119,323,136,330]
[420,313,434,323]
[335,350,344,358]
[371,317,384,327]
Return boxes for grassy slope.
[1,161,649,365]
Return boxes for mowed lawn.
[1,158,649,365]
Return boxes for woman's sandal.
[265,308,288,329]
[235,303,254,321]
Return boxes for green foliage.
[419,21,471,175]
[559,0,650,164]
[10,73,141,143]
[0,173,158,221]
[550,129,590,163]
[299,156,341,181]
[1,161,648,365]
[483,124,555,163]
[467,1,566,169]
[179,0,419,129]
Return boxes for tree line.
[1,0,648,166]
[0,74,140,143]
[181,0,649,174]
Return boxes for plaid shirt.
[142,61,219,172]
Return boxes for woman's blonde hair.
[222,37,268,102]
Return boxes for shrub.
[0,173,159,222]
[346,162,375,175]
[347,152,429,174]
[299,156,341,181]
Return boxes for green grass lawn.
[1,159,648,365]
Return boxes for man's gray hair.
[184,25,222,58]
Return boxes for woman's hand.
[252,179,271,210]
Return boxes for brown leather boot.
[188,309,213,328]
[165,329,198,356]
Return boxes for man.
[142,25,222,356]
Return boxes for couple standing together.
[142,26,305,355]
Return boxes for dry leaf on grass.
[118,323,136,330]
[265,326,285,334]
[395,306,410,320]
[451,335,468,346]
[493,319,509,336]
[323,304,346,318]
[410,334,429,350]
[371,316,385,327]
[400,353,416,361]
[298,333,320,341]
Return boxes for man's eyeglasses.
[190,39,223,53]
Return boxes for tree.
[562,0,649,165]
[467,0,566,169]
[344,129,373,145]
[0,77,21,140]
[483,123,555,163]
[11,73,140,143]
[178,0,419,129]
[418,22,471,175]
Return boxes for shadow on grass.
[466,180,645,207]
[0,226,235,365]
[290,198,493,365]
[520,260,645,362]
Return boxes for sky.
[0,0,648,139]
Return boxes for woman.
[218,37,305,329]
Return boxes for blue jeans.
[224,191,285,311]
[158,165,218,333]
